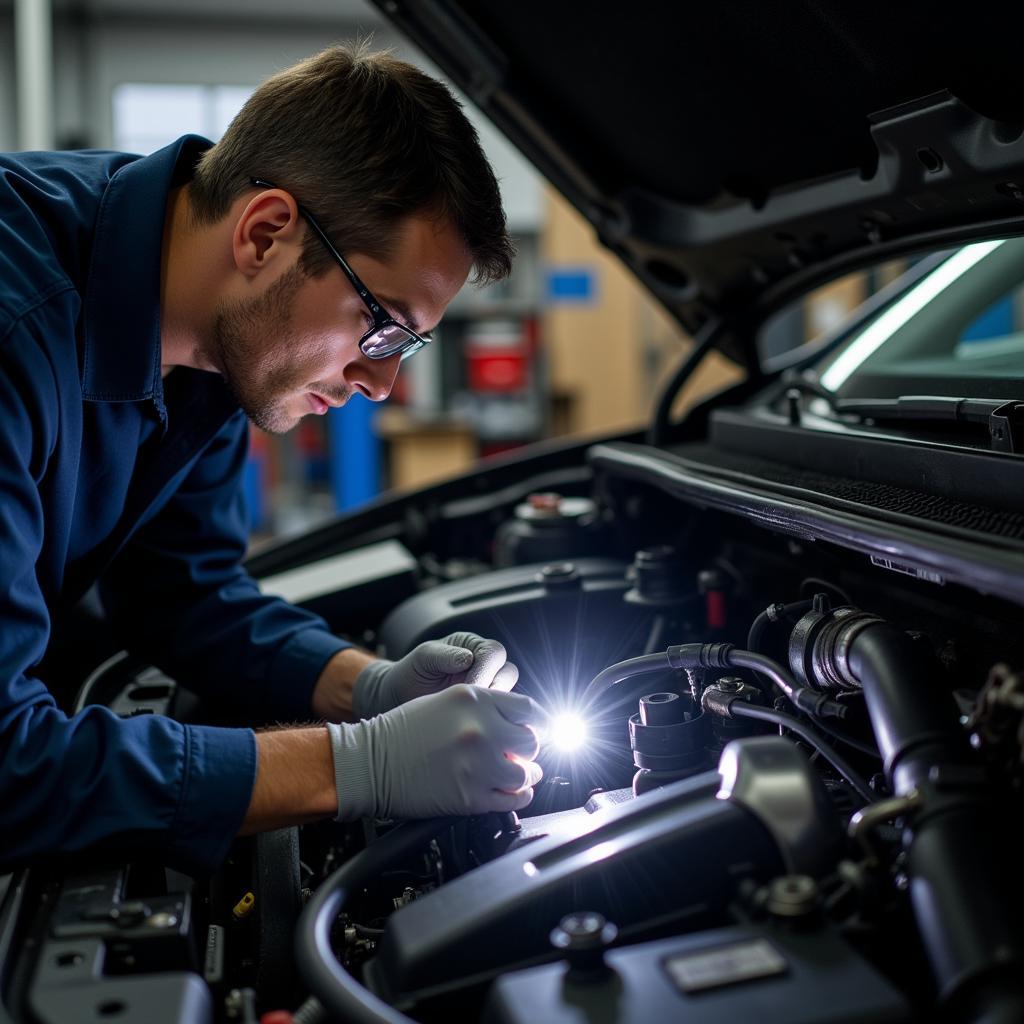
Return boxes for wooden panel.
[804,272,868,340]
[376,409,478,491]
[540,186,740,435]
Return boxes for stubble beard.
[212,266,313,434]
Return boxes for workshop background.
[0,0,892,546]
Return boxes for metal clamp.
[848,789,922,865]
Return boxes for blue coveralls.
[0,135,350,873]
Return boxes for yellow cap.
[232,892,255,920]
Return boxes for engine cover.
[484,923,911,1024]
[365,771,783,1002]
[377,559,650,695]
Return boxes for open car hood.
[372,1,1024,365]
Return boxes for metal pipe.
[14,0,54,151]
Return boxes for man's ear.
[232,188,303,278]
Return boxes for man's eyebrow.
[377,295,429,334]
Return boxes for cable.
[798,577,852,606]
[811,714,881,758]
[648,320,721,446]
[728,703,875,805]
[746,604,782,654]
[73,650,131,713]
[295,818,456,1024]
[746,599,813,653]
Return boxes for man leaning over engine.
[0,43,543,873]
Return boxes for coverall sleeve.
[0,308,256,874]
[99,408,350,722]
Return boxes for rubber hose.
[581,651,671,704]
[295,818,455,1024]
[746,599,813,654]
[848,624,1024,1019]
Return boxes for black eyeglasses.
[250,178,430,362]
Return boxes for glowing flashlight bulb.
[549,712,588,753]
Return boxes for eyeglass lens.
[361,323,425,360]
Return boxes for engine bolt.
[765,875,820,918]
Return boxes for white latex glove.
[353,631,519,719]
[327,684,544,819]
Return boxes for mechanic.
[0,43,544,875]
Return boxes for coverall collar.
[80,134,213,419]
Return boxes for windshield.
[814,237,1024,401]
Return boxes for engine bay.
[3,447,1023,1024]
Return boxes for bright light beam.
[548,712,589,753]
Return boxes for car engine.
[3,445,1023,1024]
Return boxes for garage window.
[112,83,253,155]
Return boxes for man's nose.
[346,351,402,402]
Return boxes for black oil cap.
[550,912,618,980]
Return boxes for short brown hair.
[190,42,514,284]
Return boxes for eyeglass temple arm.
[248,176,378,310]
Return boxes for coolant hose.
[295,818,455,1024]
[581,651,676,704]
[848,624,1024,1022]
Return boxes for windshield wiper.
[833,396,1024,453]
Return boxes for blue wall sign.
[544,266,598,304]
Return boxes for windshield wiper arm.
[833,396,1024,453]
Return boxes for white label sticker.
[870,556,945,585]
[204,924,224,983]
[664,938,788,993]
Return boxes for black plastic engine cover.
[484,922,911,1024]
[365,772,783,1002]
[377,558,651,698]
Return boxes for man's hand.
[328,685,544,819]
[352,631,519,719]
